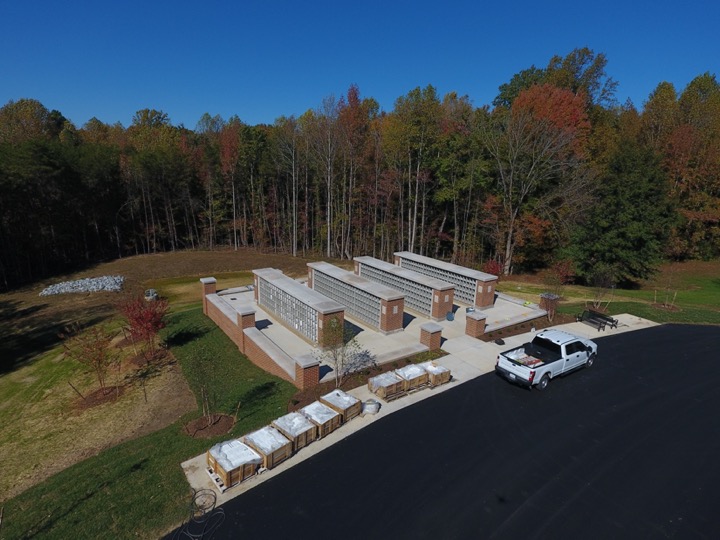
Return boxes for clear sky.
[1,0,717,129]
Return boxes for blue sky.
[1,0,717,129]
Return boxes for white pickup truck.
[495,329,598,390]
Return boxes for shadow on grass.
[235,381,283,423]
[165,325,210,347]
[0,299,109,376]
[239,381,279,404]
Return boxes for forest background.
[1,48,718,291]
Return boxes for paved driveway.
[175,324,720,539]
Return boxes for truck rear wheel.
[537,374,550,391]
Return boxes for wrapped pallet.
[243,426,293,470]
[206,439,262,488]
[418,361,452,387]
[395,364,429,391]
[272,412,318,453]
[300,401,341,438]
[368,371,404,399]
[319,389,362,423]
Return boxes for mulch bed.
[184,414,234,438]
[74,385,127,411]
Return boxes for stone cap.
[354,256,454,291]
[200,277,217,285]
[420,322,443,334]
[308,261,405,301]
[295,353,320,368]
[394,251,497,281]
[235,305,256,316]
[466,311,487,321]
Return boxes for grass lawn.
[503,260,720,325]
[0,307,297,540]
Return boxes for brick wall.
[205,299,243,350]
[242,331,296,386]
[380,298,404,333]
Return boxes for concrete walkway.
[180,313,658,504]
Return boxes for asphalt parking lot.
[176,324,720,539]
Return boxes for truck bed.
[501,344,560,367]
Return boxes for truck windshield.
[529,337,562,358]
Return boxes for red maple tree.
[118,296,169,364]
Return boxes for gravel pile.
[39,275,125,296]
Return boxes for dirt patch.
[184,414,234,438]
[74,385,127,411]
[651,303,682,312]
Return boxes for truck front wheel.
[536,374,550,391]
[587,353,596,368]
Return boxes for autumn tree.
[384,85,441,254]
[482,84,593,274]
[272,115,301,256]
[641,82,680,150]
[118,296,169,364]
[545,47,618,108]
[493,48,617,109]
[60,323,118,393]
[434,92,487,262]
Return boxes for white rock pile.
[39,275,125,296]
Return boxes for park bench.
[576,309,618,331]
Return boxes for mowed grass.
[504,260,720,324]
[1,307,297,540]
[147,271,255,312]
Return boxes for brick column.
[431,288,455,321]
[253,275,259,302]
[200,277,217,315]
[393,254,401,266]
[380,298,404,333]
[236,307,256,353]
[420,322,443,351]
[318,311,345,348]
[295,354,320,390]
[353,260,360,275]
[307,266,314,289]
[475,278,497,309]
[465,311,487,338]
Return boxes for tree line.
[1,48,718,291]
